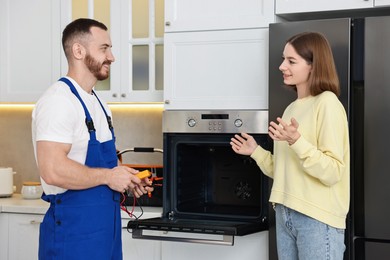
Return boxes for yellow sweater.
[251,91,350,229]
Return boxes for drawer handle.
[30,220,42,225]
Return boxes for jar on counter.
[21,182,43,199]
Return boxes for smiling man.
[32,18,152,260]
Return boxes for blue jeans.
[274,204,345,260]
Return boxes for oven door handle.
[131,229,235,246]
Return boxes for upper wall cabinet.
[375,0,390,6]
[165,0,275,32]
[275,0,385,14]
[163,0,274,110]
[86,0,164,102]
[163,28,269,110]
[0,0,163,103]
[0,0,64,102]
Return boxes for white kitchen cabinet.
[0,0,67,102]
[375,0,390,6]
[122,226,162,260]
[275,0,378,15]
[161,231,269,260]
[93,0,164,103]
[2,216,164,260]
[0,0,163,103]
[275,0,374,14]
[165,0,274,32]
[164,28,269,110]
[0,213,8,260]
[275,0,390,16]
[7,213,43,260]
[121,210,163,260]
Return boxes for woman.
[230,32,350,260]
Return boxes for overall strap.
[58,77,115,139]
[92,90,115,137]
[59,77,97,140]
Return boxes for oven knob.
[188,118,196,127]
[234,119,243,128]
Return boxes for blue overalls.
[38,77,122,260]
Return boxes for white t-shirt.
[32,77,113,195]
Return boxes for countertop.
[0,193,163,219]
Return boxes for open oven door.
[127,215,268,246]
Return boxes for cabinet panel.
[276,0,373,14]
[375,0,390,6]
[95,0,164,102]
[3,211,162,260]
[122,228,162,260]
[161,231,268,260]
[8,213,43,260]
[165,0,274,32]
[0,0,63,102]
[122,213,162,260]
[0,214,8,259]
[164,28,268,110]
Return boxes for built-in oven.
[127,110,271,245]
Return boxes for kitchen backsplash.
[0,105,163,193]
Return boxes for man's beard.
[84,54,111,81]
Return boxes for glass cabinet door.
[72,0,164,102]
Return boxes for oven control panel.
[187,117,243,131]
[163,110,268,134]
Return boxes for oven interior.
[173,139,263,219]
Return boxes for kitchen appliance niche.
[128,110,271,245]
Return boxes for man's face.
[84,27,115,81]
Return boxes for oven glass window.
[172,138,265,218]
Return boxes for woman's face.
[279,43,312,91]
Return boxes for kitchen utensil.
[0,167,15,197]
[21,182,43,199]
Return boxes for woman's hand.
[230,133,258,155]
[269,117,301,145]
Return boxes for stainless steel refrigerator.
[269,17,390,260]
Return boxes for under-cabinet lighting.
[0,103,35,108]
[108,103,164,109]
[109,103,164,113]
[0,104,35,111]
[0,103,165,110]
